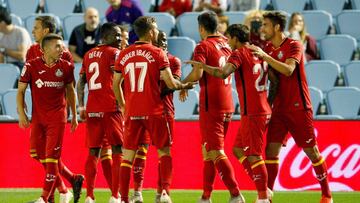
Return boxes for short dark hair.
[225,24,249,43]
[0,6,11,25]
[35,16,56,33]
[197,11,218,34]
[118,25,128,33]
[133,16,156,38]
[41,33,63,50]
[263,11,287,32]
[100,22,118,39]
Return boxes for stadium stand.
[305,60,341,92]
[176,12,201,42]
[0,115,14,121]
[319,34,357,66]
[352,0,360,9]
[62,13,84,40]
[272,0,308,14]
[344,61,360,88]
[83,0,109,18]
[309,86,324,116]
[326,87,360,119]
[74,62,82,84]
[44,0,78,19]
[173,89,199,119]
[146,12,175,36]
[315,114,344,120]
[337,10,360,41]
[139,0,154,12]
[302,10,333,39]
[224,11,247,25]
[2,89,32,119]
[0,64,20,94]
[167,36,196,62]
[312,0,348,17]
[6,0,39,18]
[10,13,23,27]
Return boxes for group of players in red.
[16,10,333,203]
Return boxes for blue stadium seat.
[0,64,20,94]
[337,10,360,41]
[326,87,360,119]
[0,115,15,121]
[319,34,357,66]
[139,0,154,12]
[10,13,23,27]
[2,89,32,120]
[74,63,83,84]
[44,0,78,19]
[302,10,333,39]
[173,89,199,120]
[146,12,175,36]
[181,64,193,80]
[352,0,360,9]
[24,14,62,41]
[309,86,324,116]
[232,88,240,114]
[312,0,348,17]
[260,0,271,10]
[224,11,247,25]
[305,60,341,92]
[176,12,201,42]
[7,0,39,18]
[344,61,360,88]
[62,13,83,40]
[272,0,308,14]
[83,0,109,18]
[315,115,344,120]
[167,36,196,62]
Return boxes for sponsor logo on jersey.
[38,70,46,74]
[35,79,64,88]
[55,69,63,77]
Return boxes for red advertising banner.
[0,121,359,191]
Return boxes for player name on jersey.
[119,49,155,65]
[88,50,103,59]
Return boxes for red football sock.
[111,153,122,198]
[239,156,253,178]
[156,161,162,194]
[120,160,132,202]
[55,175,68,194]
[251,160,268,199]
[265,157,279,190]
[312,156,332,198]
[202,160,216,199]
[214,155,239,197]
[85,154,99,199]
[133,147,147,192]
[159,155,172,194]
[58,159,75,184]
[41,162,58,201]
[100,152,113,189]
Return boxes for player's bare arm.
[186,60,235,79]
[66,83,78,132]
[16,81,30,129]
[178,63,203,102]
[161,75,180,98]
[267,68,279,105]
[113,72,125,113]
[246,44,296,76]
[76,73,87,120]
[161,67,196,90]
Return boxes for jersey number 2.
[89,62,102,90]
[253,62,268,92]
[125,62,148,92]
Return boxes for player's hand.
[185,60,204,69]
[179,89,188,102]
[182,81,197,90]
[70,116,78,133]
[79,109,86,121]
[246,44,268,59]
[18,113,30,129]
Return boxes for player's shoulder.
[58,58,73,67]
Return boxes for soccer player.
[187,24,272,203]
[26,15,84,203]
[130,30,182,203]
[180,11,244,203]
[77,22,124,203]
[247,11,333,203]
[17,34,78,203]
[113,16,194,203]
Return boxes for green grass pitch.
[0,189,359,203]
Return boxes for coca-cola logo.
[275,128,360,191]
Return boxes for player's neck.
[271,32,287,48]
[42,55,57,66]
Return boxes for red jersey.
[227,47,271,116]
[265,37,312,112]
[193,36,233,113]
[81,45,120,112]
[159,0,192,17]
[19,57,74,124]
[160,53,181,115]
[114,42,170,116]
[26,43,74,63]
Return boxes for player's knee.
[122,148,136,161]
[137,144,149,153]
[232,147,244,159]
[207,149,225,161]
[247,155,262,163]
[89,147,101,157]
[303,146,321,162]
[112,145,122,154]
[157,146,171,157]
[265,143,282,157]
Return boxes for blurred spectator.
[230,0,260,11]
[119,25,129,50]
[106,0,143,44]
[193,0,227,14]
[69,7,101,63]
[244,9,267,49]
[159,0,192,17]
[217,14,229,35]
[0,6,31,69]
[287,12,319,61]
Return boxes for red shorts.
[267,110,317,148]
[233,114,270,156]
[31,122,65,160]
[86,112,124,148]
[138,113,174,146]
[123,114,172,150]
[199,111,232,151]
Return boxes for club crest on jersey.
[35,79,44,88]
[55,69,63,77]
[277,51,283,59]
